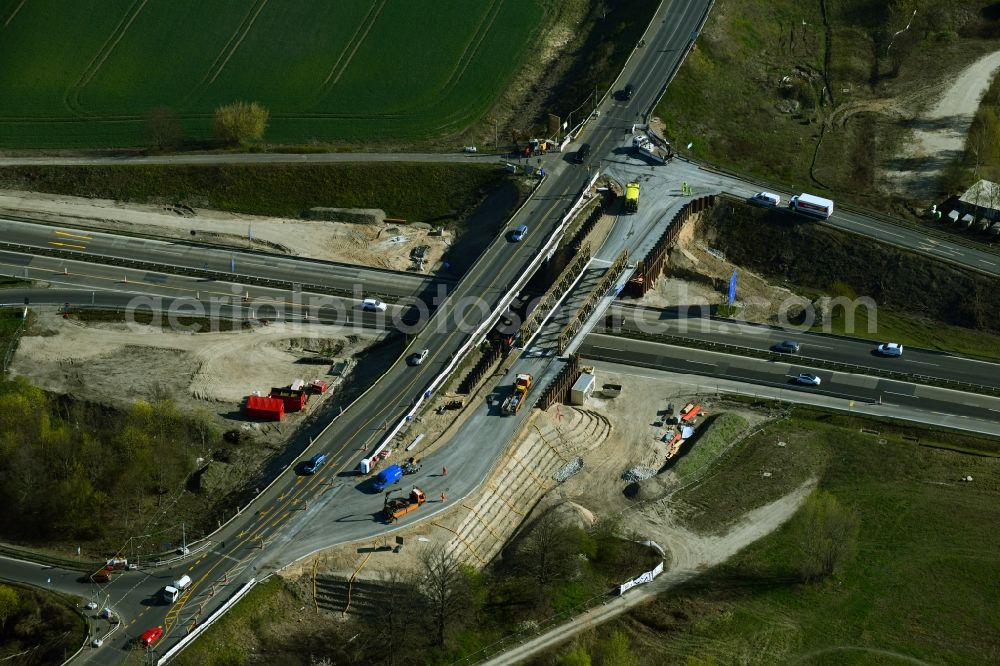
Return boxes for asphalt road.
[608,303,1000,389]
[579,333,1000,432]
[0,217,450,301]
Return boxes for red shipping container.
[245,395,284,421]
[269,387,307,412]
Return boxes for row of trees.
[339,511,660,665]
[350,492,859,665]
[0,583,81,663]
[0,377,217,544]
[145,101,268,150]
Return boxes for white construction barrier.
[358,170,602,474]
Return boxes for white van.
[162,574,192,604]
[750,192,781,207]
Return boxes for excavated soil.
[0,189,452,272]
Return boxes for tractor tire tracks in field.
[63,0,150,118]
[313,0,387,102]
[183,0,271,108]
[2,0,27,29]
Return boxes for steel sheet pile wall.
[625,195,716,297]
[535,354,581,411]
[567,191,615,252]
[557,249,629,352]
[516,243,592,345]
[457,346,505,395]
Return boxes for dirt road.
[482,479,816,665]
[883,50,1000,200]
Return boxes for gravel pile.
[553,457,584,483]
[621,466,657,483]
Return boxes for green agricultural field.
[0,0,543,148]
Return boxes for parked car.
[750,192,781,207]
[139,626,163,648]
[795,373,821,386]
[876,343,904,357]
[409,349,430,366]
[510,225,529,242]
[772,340,800,353]
[303,453,328,474]
[362,298,387,312]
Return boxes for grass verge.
[560,406,1000,664]
[0,163,511,225]
[668,412,749,484]
[816,305,1000,361]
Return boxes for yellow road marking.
[55,230,92,240]
[48,241,87,250]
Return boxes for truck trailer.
[789,193,834,219]
[624,182,640,214]
[501,373,534,416]
[631,135,672,164]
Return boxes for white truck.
[789,193,834,219]
[631,134,672,165]
[162,574,192,603]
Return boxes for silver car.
[795,373,821,386]
[409,349,430,365]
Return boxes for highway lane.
[0,253,411,328]
[0,217,450,301]
[608,304,1000,389]
[579,333,1000,426]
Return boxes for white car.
[750,192,781,207]
[91,638,103,648]
[362,298,387,312]
[795,373,821,386]
[877,343,903,357]
[409,349,430,366]
[84,601,98,611]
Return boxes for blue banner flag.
[727,271,737,306]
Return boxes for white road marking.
[906,360,938,366]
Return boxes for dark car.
[772,340,801,353]
[303,453,327,475]
[573,143,591,164]
[620,84,635,101]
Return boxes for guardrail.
[358,170,603,473]
[589,326,1000,397]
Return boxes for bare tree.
[794,491,860,582]
[514,511,582,588]
[144,107,183,150]
[417,545,474,646]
